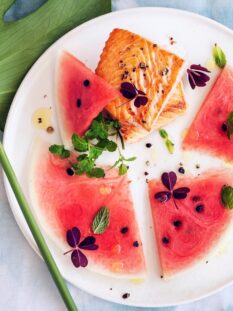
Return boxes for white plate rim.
[3,7,233,307]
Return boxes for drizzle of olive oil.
[32,107,52,130]
[130,278,144,285]
[206,59,217,71]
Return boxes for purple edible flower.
[64,227,98,268]
[119,82,148,108]
[187,64,210,89]
[154,172,190,209]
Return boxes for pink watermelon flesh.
[56,51,119,147]
[30,141,145,276]
[148,171,232,277]
[183,66,233,162]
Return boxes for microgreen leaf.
[221,185,233,209]
[77,154,88,161]
[227,111,233,140]
[213,44,226,69]
[187,64,210,89]
[119,163,128,176]
[49,144,70,158]
[162,172,177,190]
[87,167,105,178]
[92,206,110,234]
[71,249,88,268]
[72,133,88,152]
[66,227,81,247]
[0,0,112,130]
[154,191,171,202]
[78,236,98,250]
[89,145,103,160]
[123,156,137,162]
[173,187,190,199]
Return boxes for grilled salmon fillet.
[96,28,187,142]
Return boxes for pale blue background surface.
[1,0,233,310]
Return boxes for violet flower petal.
[154,191,172,203]
[173,187,190,199]
[161,172,177,190]
[66,227,80,247]
[190,64,210,73]
[79,236,99,250]
[134,96,148,108]
[120,82,137,99]
[71,250,88,268]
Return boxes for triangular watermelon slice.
[56,51,119,147]
[148,171,233,278]
[183,66,233,162]
[29,140,145,277]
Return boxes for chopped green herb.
[165,139,174,154]
[92,206,110,234]
[49,144,70,158]
[213,43,227,68]
[221,185,233,209]
[227,111,233,140]
[159,129,168,139]
[159,129,174,154]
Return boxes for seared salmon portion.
[96,28,187,142]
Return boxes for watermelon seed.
[76,98,82,108]
[173,220,182,228]
[120,227,129,234]
[122,293,130,299]
[146,143,152,148]
[221,123,228,132]
[133,241,139,247]
[83,79,90,87]
[162,237,170,244]
[195,204,204,213]
[160,275,164,278]
[178,167,185,174]
[66,168,74,176]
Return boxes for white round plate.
[3,7,233,307]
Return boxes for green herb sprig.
[213,43,227,69]
[49,113,136,177]
[221,185,233,209]
[92,206,110,234]
[159,129,174,154]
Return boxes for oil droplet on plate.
[130,278,144,285]
[32,107,52,131]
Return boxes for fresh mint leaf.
[72,133,88,152]
[213,44,226,69]
[119,163,128,176]
[74,158,94,175]
[49,144,70,158]
[227,111,233,140]
[77,154,88,161]
[88,167,105,178]
[221,185,233,209]
[92,206,110,234]
[0,0,112,130]
[159,129,168,139]
[89,145,103,160]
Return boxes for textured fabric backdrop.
[1,1,233,310]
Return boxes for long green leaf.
[0,0,112,130]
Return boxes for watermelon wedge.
[148,171,233,278]
[183,66,233,162]
[56,51,119,147]
[29,140,145,277]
